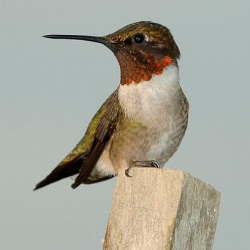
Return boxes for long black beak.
[43,34,115,45]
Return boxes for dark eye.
[134,34,144,43]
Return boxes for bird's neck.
[115,51,175,85]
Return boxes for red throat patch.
[118,53,172,85]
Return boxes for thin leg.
[125,160,160,177]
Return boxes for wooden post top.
[103,168,221,250]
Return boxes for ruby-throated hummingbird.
[34,21,189,190]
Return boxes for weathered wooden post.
[103,168,220,250]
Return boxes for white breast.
[118,65,181,125]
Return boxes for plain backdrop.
[1,1,250,249]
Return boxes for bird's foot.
[125,160,160,177]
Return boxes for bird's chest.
[118,65,181,127]
[112,66,185,166]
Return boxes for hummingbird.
[34,21,189,190]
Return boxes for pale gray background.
[1,1,250,249]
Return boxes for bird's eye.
[133,34,144,43]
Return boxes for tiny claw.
[125,167,132,177]
[150,160,160,169]
[125,160,160,177]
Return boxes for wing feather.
[34,88,119,190]
[71,90,119,189]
